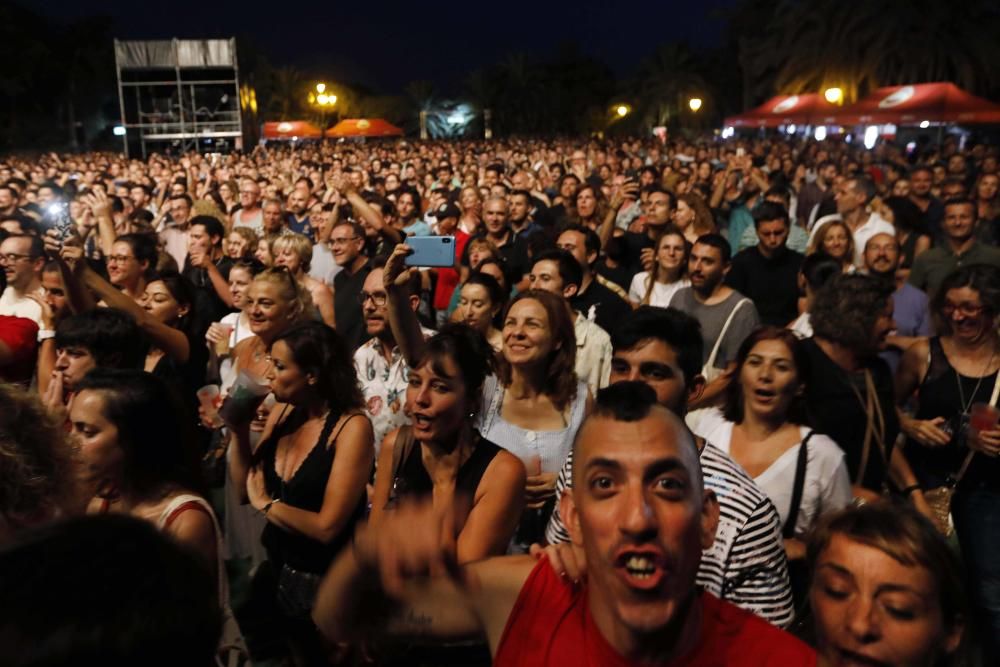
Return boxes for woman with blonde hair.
[673,193,716,244]
[270,232,335,327]
[807,219,856,273]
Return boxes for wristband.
[263,498,281,515]
[902,484,921,497]
[37,329,55,341]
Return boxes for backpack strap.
[783,431,812,539]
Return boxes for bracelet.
[263,498,281,515]
[902,484,921,497]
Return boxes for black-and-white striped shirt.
[544,441,795,628]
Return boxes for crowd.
[0,133,999,666]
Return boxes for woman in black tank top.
[229,321,373,664]
[370,324,526,563]
[895,266,1000,664]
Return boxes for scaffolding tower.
[114,38,243,158]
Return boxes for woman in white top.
[691,327,851,561]
[205,260,260,389]
[628,224,691,307]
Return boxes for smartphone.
[405,236,455,267]
[45,202,75,241]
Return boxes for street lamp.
[311,83,338,133]
[688,97,703,112]
[615,104,630,118]
[824,87,844,105]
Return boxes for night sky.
[26,0,735,91]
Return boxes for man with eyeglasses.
[0,233,46,329]
[331,220,372,351]
[353,254,433,450]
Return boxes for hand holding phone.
[404,236,455,268]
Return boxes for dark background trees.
[2,0,998,150]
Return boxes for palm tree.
[738,0,1000,103]
[631,44,708,130]
[263,66,305,119]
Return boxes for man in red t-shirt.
[313,383,815,666]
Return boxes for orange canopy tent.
[326,118,404,138]
[261,121,323,140]
[723,93,842,128]
[832,82,1000,126]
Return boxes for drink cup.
[214,322,234,356]
[196,384,224,428]
[219,371,270,426]
[969,403,1000,438]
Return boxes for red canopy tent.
[723,93,842,128]
[832,82,1000,125]
[261,121,323,140]
[326,118,404,138]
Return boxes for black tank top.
[259,408,367,573]
[389,431,502,512]
[910,337,1000,489]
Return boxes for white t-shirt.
[627,272,690,307]
[689,408,852,539]
[0,285,44,328]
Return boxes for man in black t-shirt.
[558,225,631,332]
[726,202,803,326]
[331,220,371,351]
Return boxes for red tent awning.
[833,83,1000,125]
[724,94,841,128]
[326,118,404,138]
[261,121,323,140]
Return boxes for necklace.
[956,348,996,416]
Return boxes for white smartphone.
[405,236,455,267]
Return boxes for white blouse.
[690,408,852,539]
[628,272,690,307]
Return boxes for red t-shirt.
[432,230,470,311]
[494,558,816,667]
[0,315,38,386]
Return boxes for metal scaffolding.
[114,38,243,158]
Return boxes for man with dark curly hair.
[802,274,927,512]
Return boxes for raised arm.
[385,243,428,367]
[55,240,191,364]
[336,174,403,246]
[312,499,533,653]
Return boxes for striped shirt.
[545,441,795,628]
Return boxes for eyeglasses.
[330,236,360,246]
[106,254,135,264]
[357,291,388,306]
[942,302,986,318]
[0,252,34,263]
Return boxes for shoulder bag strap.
[783,431,812,539]
[704,298,751,373]
[390,425,416,481]
[951,368,1000,485]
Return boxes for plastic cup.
[219,371,270,425]
[196,384,224,428]
[214,322,234,356]
[969,403,1000,437]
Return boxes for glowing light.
[919,120,930,129]
[315,83,326,94]
[113,125,126,136]
[721,126,735,138]
[317,94,329,105]
[616,105,629,117]
[814,126,827,141]
[787,124,797,135]
[688,98,703,112]
[824,87,843,105]
[863,126,879,150]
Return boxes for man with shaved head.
[312,383,813,665]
